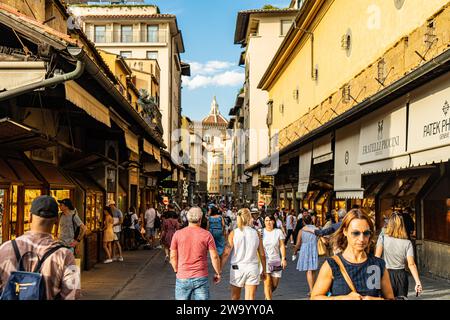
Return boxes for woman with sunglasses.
[311,209,394,300]
[375,212,422,299]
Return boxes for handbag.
[268,259,283,272]
[317,237,327,256]
[332,256,357,293]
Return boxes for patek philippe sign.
[408,76,450,153]
[359,104,407,164]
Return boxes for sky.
[143,0,291,122]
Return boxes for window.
[120,51,132,58]
[121,25,133,43]
[147,51,158,60]
[281,20,292,36]
[94,25,106,43]
[147,25,159,43]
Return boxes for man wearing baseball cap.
[57,198,86,252]
[0,195,80,299]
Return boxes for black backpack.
[123,213,132,228]
[154,214,161,229]
[0,240,66,300]
[72,213,81,240]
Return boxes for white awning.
[65,81,111,127]
[124,131,139,154]
[252,172,259,187]
[360,155,410,174]
[313,133,333,164]
[336,190,365,199]
[334,122,364,199]
[0,61,45,91]
[410,145,450,167]
[298,143,312,194]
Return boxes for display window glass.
[24,189,42,233]
[9,185,18,239]
[0,189,5,244]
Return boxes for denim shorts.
[175,277,210,300]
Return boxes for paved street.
[81,245,450,300]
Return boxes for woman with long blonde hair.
[220,208,267,300]
[311,209,394,300]
[375,212,422,299]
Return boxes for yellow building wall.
[269,0,449,139]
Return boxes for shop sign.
[359,104,407,164]
[334,122,364,199]
[31,148,55,164]
[298,144,312,194]
[408,76,450,153]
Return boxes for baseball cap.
[58,198,75,210]
[108,200,116,206]
[31,195,59,218]
[251,208,259,214]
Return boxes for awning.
[252,172,259,187]
[0,61,45,91]
[313,133,333,164]
[358,102,408,174]
[407,73,450,166]
[360,155,410,175]
[65,81,111,128]
[298,143,312,196]
[31,160,74,188]
[0,155,42,185]
[69,172,104,193]
[124,131,139,154]
[143,139,161,164]
[0,118,57,151]
[162,157,172,171]
[381,173,432,199]
[410,145,450,167]
[334,122,364,199]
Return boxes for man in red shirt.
[170,207,221,300]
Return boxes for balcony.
[138,90,163,136]
[91,30,168,45]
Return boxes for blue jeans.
[175,277,210,300]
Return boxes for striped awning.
[65,81,111,127]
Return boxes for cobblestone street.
[81,246,450,300]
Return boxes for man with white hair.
[170,207,222,300]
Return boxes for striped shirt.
[0,232,80,300]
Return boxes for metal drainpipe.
[0,47,85,102]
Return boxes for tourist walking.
[108,200,124,262]
[284,211,296,245]
[293,215,319,296]
[102,206,114,263]
[220,208,267,300]
[262,215,287,300]
[375,212,422,299]
[161,207,180,261]
[170,207,221,300]
[57,199,86,254]
[207,206,226,257]
[144,204,157,248]
[311,209,395,300]
[0,195,80,299]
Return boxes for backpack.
[154,214,161,229]
[1,240,66,300]
[123,213,132,228]
[72,213,81,240]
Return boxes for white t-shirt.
[231,227,260,266]
[145,208,156,228]
[276,219,283,230]
[286,215,296,230]
[262,228,285,263]
[129,213,139,230]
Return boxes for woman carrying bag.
[311,209,394,300]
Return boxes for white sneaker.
[118,256,124,262]
[104,259,113,264]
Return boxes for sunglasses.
[350,230,372,238]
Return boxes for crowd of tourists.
[0,194,422,301]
